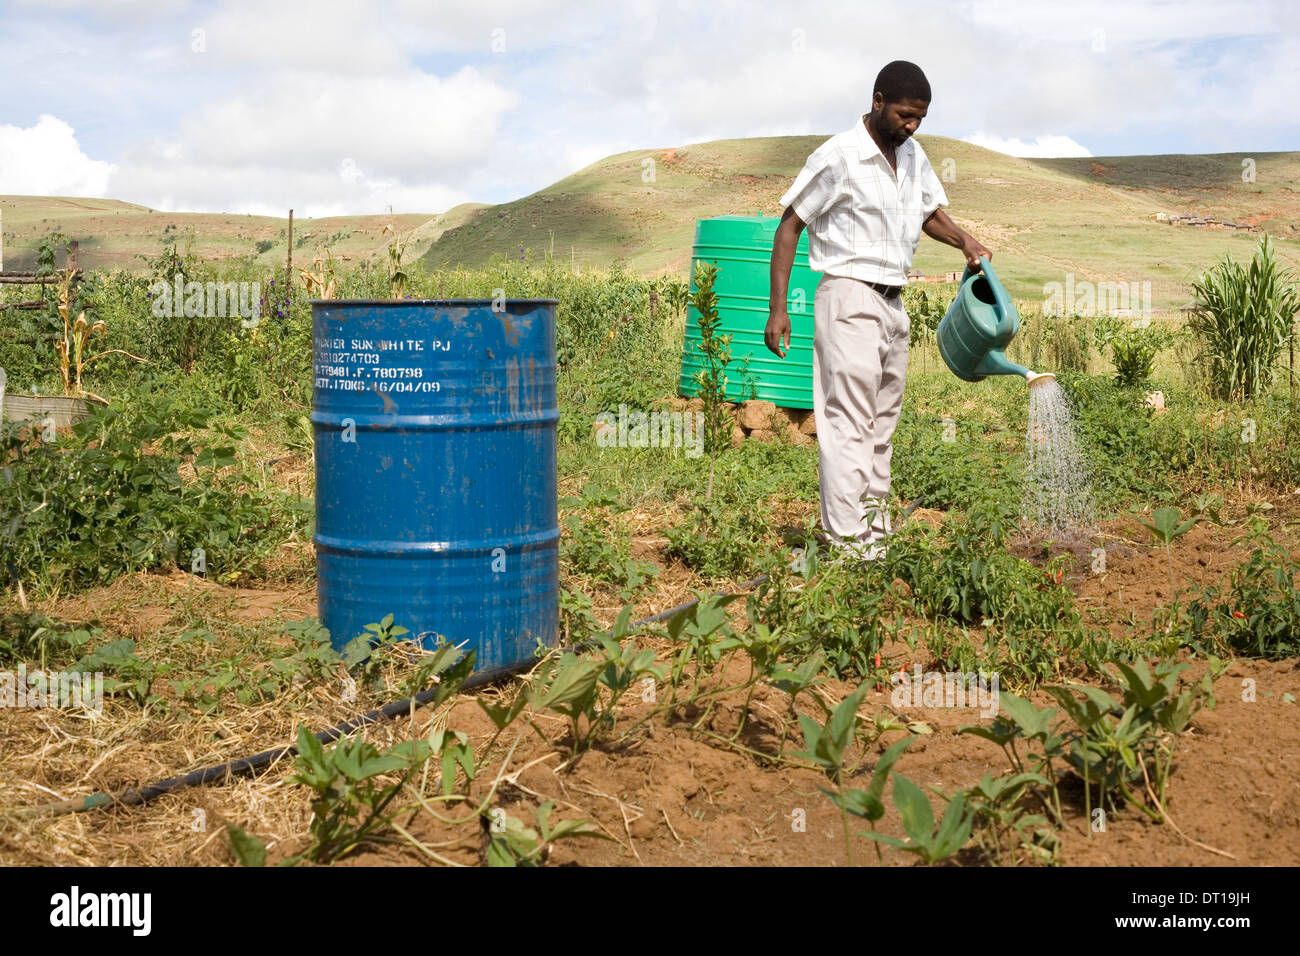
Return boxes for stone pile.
[665,397,816,447]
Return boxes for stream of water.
[1022,378,1095,533]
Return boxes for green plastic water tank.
[677,216,819,409]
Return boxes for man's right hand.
[764,311,791,358]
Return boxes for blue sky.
[0,0,1295,217]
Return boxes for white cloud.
[107,153,470,218]
[9,0,188,17]
[103,66,515,216]
[171,66,515,177]
[0,0,1293,214]
[0,114,117,195]
[198,0,407,72]
[961,132,1094,158]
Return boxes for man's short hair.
[874,61,930,105]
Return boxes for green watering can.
[936,257,1053,387]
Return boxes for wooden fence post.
[285,209,294,318]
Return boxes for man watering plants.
[765,60,991,559]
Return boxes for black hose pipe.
[13,576,767,818]
[15,498,925,819]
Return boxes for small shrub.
[1171,516,1300,659]
[1093,317,1178,388]
[664,495,770,581]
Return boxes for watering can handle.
[960,255,990,284]
[961,256,1014,324]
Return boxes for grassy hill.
[3,135,1298,312]
[0,195,429,274]
[418,135,1300,312]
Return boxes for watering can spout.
[936,256,1036,383]
[1025,371,1056,389]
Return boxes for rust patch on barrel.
[499,309,520,346]
[370,381,398,416]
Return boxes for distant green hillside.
[0,195,429,274]
[4,136,1298,313]
[418,135,1300,312]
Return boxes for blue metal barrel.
[311,299,559,673]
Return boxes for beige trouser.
[812,274,910,552]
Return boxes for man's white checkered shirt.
[780,116,949,286]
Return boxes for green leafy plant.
[1094,318,1179,388]
[830,735,915,864]
[342,613,411,692]
[172,657,243,715]
[861,773,974,864]
[880,500,1101,689]
[0,387,308,594]
[288,726,435,863]
[790,684,869,862]
[1189,491,1226,526]
[559,484,658,598]
[590,607,666,731]
[399,636,476,699]
[526,651,604,754]
[961,692,1068,828]
[135,241,229,375]
[270,618,343,689]
[0,614,95,671]
[689,261,733,484]
[558,587,603,646]
[715,614,797,738]
[663,591,744,705]
[663,495,771,581]
[659,276,690,320]
[226,823,269,867]
[902,285,949,356]
[70,637,162,708]
[964,660,1222,830]
[483,800,610,867]
[518,610,664,759]
[1173,516,1300,659]
[1136,505,1200,600]
[792,685,914,864]
[750,539,889,679]
[963,770,1058,866]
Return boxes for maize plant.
[383,217,409,298]
[300,247,344,300]
[53,266,146,403]
[1189,235,1300,402]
